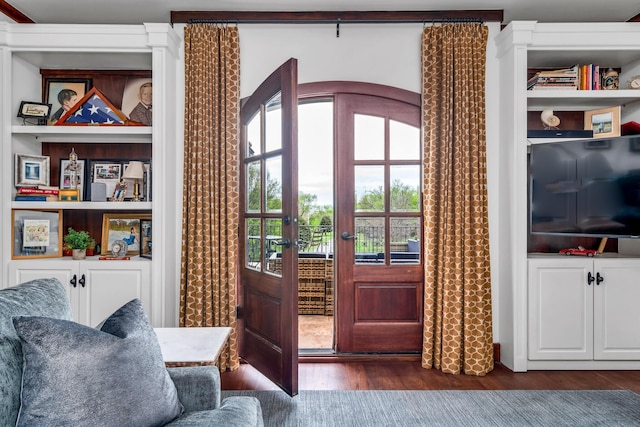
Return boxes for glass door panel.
[354,165,385,212]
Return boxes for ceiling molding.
[171,10,504,24]
[0,0,34,23]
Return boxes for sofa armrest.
[167,366,221,412]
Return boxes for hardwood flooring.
[221,361,640,394]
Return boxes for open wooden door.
[238,58,299,396]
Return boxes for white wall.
[174,21,502,342]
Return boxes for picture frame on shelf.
[122,78,153,126]
[17,101,51,125]
[11,209,62,259]
[59,159,86,201]
[14,154,50,187]
[140,218,152,259]
[101,213,152,256]
[58,189,80,201]
[111,182,127,202]
[88,161,122,201]
[43,78,92,125]
[584,106,621,139]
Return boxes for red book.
[18,187,59,195]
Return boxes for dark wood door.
[238,58,298,396]
[334,93,423,353]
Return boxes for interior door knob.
[341,232,357,240]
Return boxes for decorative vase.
[72,249,86,260]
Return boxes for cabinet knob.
[587,272,595,286]
[70,275,77,288]
[596,272,604,285]
[79,274,86,288]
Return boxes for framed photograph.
[140,218,152,259]
[58,189,80,201]
[44,78,92,125]
[17,101,52,125]
[122,78,153,126]
[584,106,621,139]
[101,213,152,256]
[14,154,50,187]
[11,209,62,259]
[59,159,86,200]
[88,161,122,200]
[112,182,127,202]
[122,160,151,200]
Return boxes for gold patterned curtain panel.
[421,23,494,376]
[180,23,241,372]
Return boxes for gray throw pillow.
[13,299,183,427]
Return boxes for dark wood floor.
[221,361,640,394]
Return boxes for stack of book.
[14,186,59,202]
[527,65,579,90]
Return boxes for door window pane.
[265,93,282,153]
[390,217,420,265]
[354,114,384,160]
[245,218,261,270]
[390,165,420,212]
[264,218,283,275]
[354,217,384,265]
[355,165,384,212]
[265,156,282,213]
[246,111,261,157]
[389,120,420,160]
[246,161,261,213]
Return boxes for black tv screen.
[530,135,640,238]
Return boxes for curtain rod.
[170,10,504,25]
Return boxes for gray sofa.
[0,278,263,427]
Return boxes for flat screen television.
[529,135,640,238]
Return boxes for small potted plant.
[62,242,73,257]
[63,227,91,260]
[86,237,97,257]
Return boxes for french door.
[238,59,298,396]
[334,91,423,353]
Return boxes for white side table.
[154,327,231,367]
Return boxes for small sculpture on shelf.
[540,109,560,130]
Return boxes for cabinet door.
[594,259,640,360]
[528,258,593,360]
[77,261,151,327]
[8,261,81,321]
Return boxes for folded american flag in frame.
[55,87,130,126]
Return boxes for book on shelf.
[98,256,131,260]
[527,64,608,91]
[14,194,58,202]
[18,186,60,195]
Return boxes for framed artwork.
[584,106,621,139]
[101,213,152,256]
[88,161,122,200]
[140,218,152,259]
[43,78,91,125]
[59,159,86,200]
[14,154,50,187]
[122,78,152,126]
[112,182,127,202]
[17,101,52,125]
[122,160,151,200]
[11,209,62,259]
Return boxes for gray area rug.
[222,389,640,426]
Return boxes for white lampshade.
[122,161,145,179]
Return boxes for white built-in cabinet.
[496,22,640,371]
[528,256,640,364]
[8,260,151,327]
[0,23,181,327]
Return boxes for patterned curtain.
[180,23,241,371]
[421,23,493,376]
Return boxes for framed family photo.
[44,78,92,125]
[584,106,621,139]
[11,209,62,259]
[88,161,122,201]
[14,154,50,187]
[101,213,152,256]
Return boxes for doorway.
[296,82,423,354]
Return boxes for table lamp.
[122,161,145,201]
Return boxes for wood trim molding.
[0,0,34,23]
[171,10,504,25]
